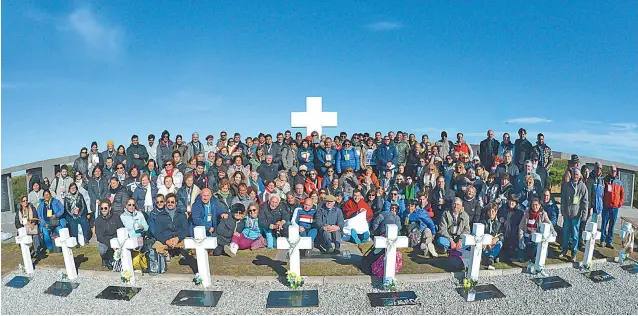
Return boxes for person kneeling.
[405,200,438,258]
[214,203,247,257]
[482,203,504,270]
[315,195,344,253]
[294,198,318,256]
[95,200,124,270]
[120,198,149,250]
[436,198,471,253]
[152,193,189,262]
[518,197,554,262]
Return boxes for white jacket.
[157,169,184,189]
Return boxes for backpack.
[146,247,167,275]
[360,246,385,275]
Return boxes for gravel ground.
[2,261,637,315]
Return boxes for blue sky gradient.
[2,1,637,167]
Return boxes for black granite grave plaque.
[5,276,30,289]
[171,290,223,307]
[456,284,506,302]
[266,290,319,309]
[367,291,420,307]
[583,270,615,283]
[44,281,79,297]
[95,286,141,301]
[620,263,638,274]
[531,276,572,291]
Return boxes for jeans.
[483,240,503,259]
[67,217,90,244]
[523,236,537,261]
[41,219,68,250]
[262,228,275,248]
[601,207,619,244]
[348,229,370,244]
[561,217,581,254]
[300,228,318,243]
[98,242,114,260]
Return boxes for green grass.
[2,235,636,277]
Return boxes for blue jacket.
[315,147,337,175]
[132,183,159,211]
[372,211,402,235]
[542,199,560,227]
[120,209,148,238]
[408,208,436,235]
[314,204,344,229]
[294,206,317,230]
[375,144,398,172]
[336,146,360,173]
[153,207,189,244]
[587,176,605,214]
[36,198,65,228]
[297,147,315,171]
[321,175,336,189]
[190,195,224,236]
[383,199,406,218]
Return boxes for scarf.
[527,209,541,232]
[144,185,153,209]
[217,190,231,200]
[166,169,174,177]
[68,192,79,212]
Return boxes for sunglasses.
[156,200,165,203]
[101,207,109,210]
[167,201,176,204]
[249,209,258,212]
[21,199,27,202]
[165,164,172,167]
[127,203,135,206]
[81,151,87,154]
[391,193,398,196]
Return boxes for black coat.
[215,217,245,246]
[258,204,291,230]
[95,211,124,245]
[64,193,88,220]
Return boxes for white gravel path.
[2,262,636,315]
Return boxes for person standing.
[435,131,454,160]
[559,169,588,262]
[514,128,533,170]
[600,166,625,248]
[146,134,158,163]
[479,130,499,170]
[127,135,150,172]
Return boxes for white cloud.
[504,117,552,124]
[366,21,404,31]
[67,8,121,53]
[610,122,638,131]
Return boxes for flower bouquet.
[285,271,305,289]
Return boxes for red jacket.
[342,198,373,222]
[454,142,471,156]
[603,176,625,209]
[305,176,323,194]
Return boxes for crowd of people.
[16,128,626,271]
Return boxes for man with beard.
[127,135,149,171]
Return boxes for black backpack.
[360,246,385,275]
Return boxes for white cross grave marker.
[291,97,338,136]
[532,223,556,273]
[15,227,34,274]
[373,224,409,282]
[462,223,493,281]
[581,221,601,268]
[618,221,635,264]
[184,226,218,287]
[110,227,139,283]
[277,223,312,277]
[54,228,78,280]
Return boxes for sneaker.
[487,257,495,267]
[606,243,614,249]
[571,253,578,263]
[427,243,439,257]
[224,245,237,257]
[351,234,361,245]
[558,252,566,260]
[318,245,328,253]
[487,265,496,270]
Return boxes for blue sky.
[2,1,637,168]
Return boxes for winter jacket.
[230,194,255,210]
[15,203,38,229]
[383,198,407,218]
[434,139,454,160]
[120,209,149,238]
[109,185,130,214]
[257,162,279,183]
[28,190,44,208]
[603,175,625,209]
[177,184,201,213]
[336,146,360,173]
[103,166,116,180]
[438,210,470,241]
[156,140,174,169]
[215,217,245,246]
[123,177,141,196]
[87,177,109,213]
[372,211,402,235]
[297,147,315,171]
[518,209,553,240]
[146,143,158,162]
[482,217,503,242]
[462,196,483,224]
[429,186,456,219]
[36,198,64,229]
[453,141,473,157]
[157,168,184,189]
[51,176,73,199]
[102,149,117,162]
[533,143,553,170]
[258,203,291,230]
[294,206,317,230]
[586,176,605,214]
[153,207,189,244]
[403,184,420,201]
[542,198,560,227]
[407,209,436,235]
[305,176,323,194]
[513,138,533,166]
[360,144,377,169]
[395,141,410,165]
[495,163,519,182]
[561,181,589,220]
[132,183,159,212]
[515,171,542,192]
[64,193,88,220]
[212,192,233,214]
[242,216,261,240]
[72,156,89,178]
[126,143,149,171]
[281,145,296,171]
[339,175,359,198]
[342,198,373,222]
[315,147,337,175]
[375,143,398,172]
[479,138,500,168]
[95,209,124,246]
[315,204,345,230]
[172,142,188,161]
[186,140,204,160]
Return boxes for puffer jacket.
[375,143,398,172]
[587,176,605,214]
[603,175,625,209]
[336,146,360,173]
[297,147,315,171]
[120,209,149,238]
[315,147,337,175]
[95,209,124,245]
[462,196,483,224]
[36,198,64,229]
[215,216,245,246]
[542,198,560,227]
[109,185,130,214]
[407,208,436,235]
[153,207,189,244]
[560,181,589,220]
